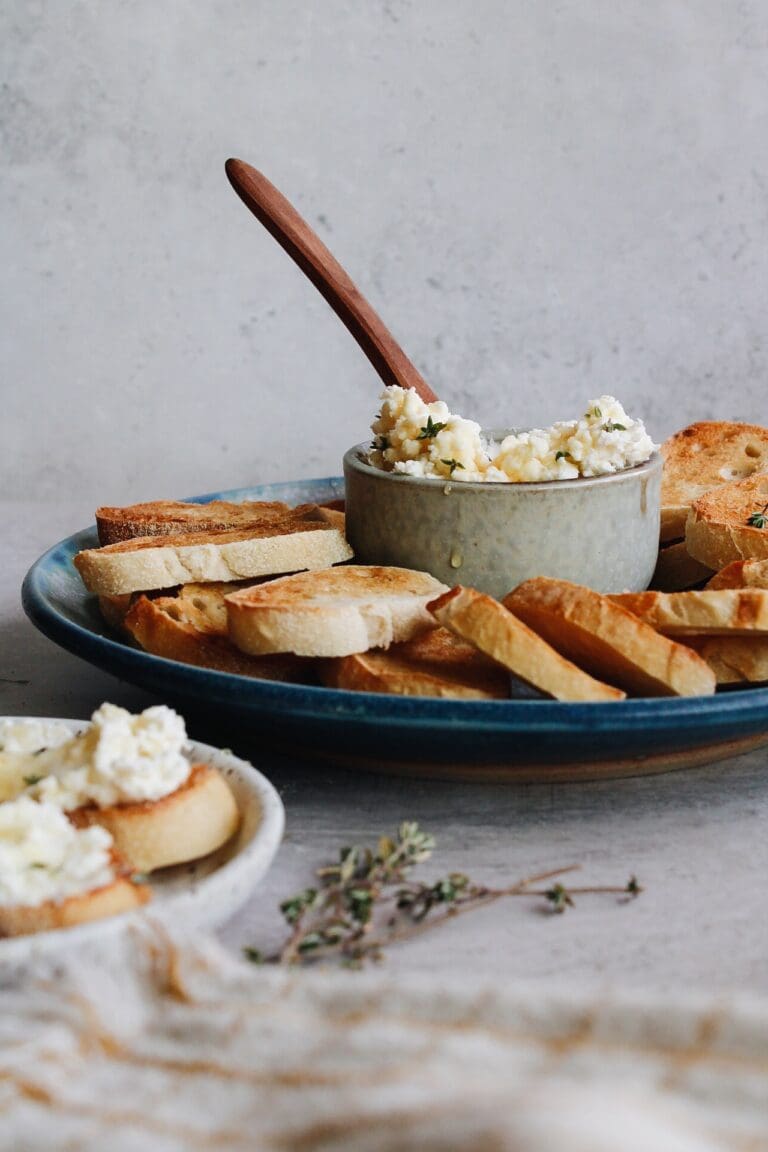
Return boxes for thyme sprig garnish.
[417,416,447,440]
[747,502,768,529]
[245,822,641,968]
[602,421,626,433]
[440,458,465,475]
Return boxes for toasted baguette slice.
[505,578,715,697]
[125,593,311,681]
[706,558,768,591]
[96,499,290,545]
[649,541,713,592]
[69,764,240,873]
[227,566,448,658]
[660,422,768,543]
[0,867,150,937]
[429,586,625,702]
[685,473,768,570]
[681,635,768,685]
[75,511,353,596]
[320,627,511,700]
[611,589,768,635]
[98,592,137,636]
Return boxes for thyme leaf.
[747,502,768,529]
[417,416,447,440]
[244,823,642,968]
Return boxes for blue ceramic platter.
[22,478,768,782]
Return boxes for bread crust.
[75,516,353,596]
[226,566,447,657]
[125,594,311,681]
[96,499,290,545]
[69,764,240,873]
[681,635,768,685]
[706,559,768,591]
[685,473,768,570]
[611,589,768,635]
[505,578,715,697]
[320,627,510,699]
[429,586,625,702]
[661,422,768,543]
[650,541,713,592]
[0,864,150,937]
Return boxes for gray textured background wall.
[2,1,767,506]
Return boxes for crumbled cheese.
[0,797,115,908]
[368,388,656,483]
[1,704,191,811]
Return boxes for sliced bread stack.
[611,585,768,686]
[653,422,768,592]
[77,498,352,684]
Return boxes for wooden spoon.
[225,158,438,403]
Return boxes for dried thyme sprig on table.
[245,822,642,968]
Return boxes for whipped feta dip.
[368,387,656,483]
[0,704,191,811]
[0,797,115,908]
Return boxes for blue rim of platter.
[21,477,768,778]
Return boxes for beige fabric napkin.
[0,924,765,1151]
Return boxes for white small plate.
[0,718,284,965]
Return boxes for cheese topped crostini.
[0,797,149,937]
[1,705,240,873]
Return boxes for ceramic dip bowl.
[343,442,662,599]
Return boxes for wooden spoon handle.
[225,158,438,403]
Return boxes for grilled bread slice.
[320,626,510,700]
[610,589,768,635]
[505,578,715,697]
[96,499,290,545]
[706,558,768,591]
[429,586,625,702]
[125,591,310,681]
[75,510,353,596]
[685,473,768,570]
[69,764,240,874]
[650,541,713,592]
[660,422,768,543]
[227,566,448,658]
[0,868,150,937]
[682,635,768,686]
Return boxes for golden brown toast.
[0,860,150,937]
[649,541,713,592]
[429,586,625,702]
[685,473,768,570]
[75,508,353,596]
[505,578,715,697]
[661,422,768,542]
[124,592,312,681]
[611,589,768,635]
[706,558,768,591]
[226,566,447,657]
[320,626,510,700]
[96,499,290,545]
[69,764,240,873]
[681,635,768,685]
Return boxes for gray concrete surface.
[2,1,767,505]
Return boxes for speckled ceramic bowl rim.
[0,720,285,964]
[345,443,662,491]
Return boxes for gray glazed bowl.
[343,443,662,598]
